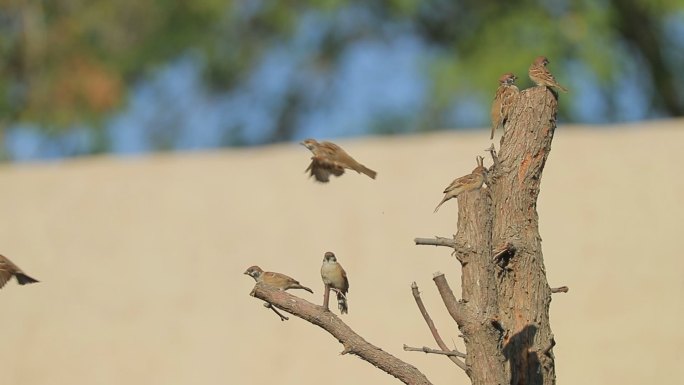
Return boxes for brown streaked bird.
[320,252,349,314]
[300,139,377,182]
[529,56,568,92]
[490,72,520,139]
[0,254,39,289]
[244,265,313,293]
[434,156,487,213]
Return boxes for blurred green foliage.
[0,0,682,147]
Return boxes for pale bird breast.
[321,263,345,288]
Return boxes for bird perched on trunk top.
[300,139,377,183]
[490,72,520,140]
[320,252,349,314]
[529,56,568,92]
[244,265,313,293]
[0,254,39,289]
[434,156,487,213]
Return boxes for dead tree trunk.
[490,86,559,385]
[416,86,561,385]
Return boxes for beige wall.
[1,120,683,384]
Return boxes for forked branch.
[409,282,466,370]
[250,283,433,385]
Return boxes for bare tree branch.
[432,273,471,326]
[403,344,466,358]
[432,272,508,383]
[264,302,289,321]
[250,283,433,385]
[414,237,472,263]
[550,286,569,294]
[410,282,467,370]
[414,237,455,248]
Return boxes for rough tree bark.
[415,85,561,385]
[489,86,559,385]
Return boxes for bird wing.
[529,64,545,80]
[307,157,345,182]
[339,264,349,294]
[0,270,10,289]
[445,171,484,194]
[491,86,506,128]
[318,142,363,170]
[502,86,519,116]
[0,255,18,289]
[444,174,470,194]
[263,271,298,287]
[320,141,342,154]
[332,150,357,168]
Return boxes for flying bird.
[0,254,39,289]
[528,56,568,92]
[434,156,487,213]
[490,72,520,139]
[300,139,377,182]
[244,265,313,293]
[320,252,349,314]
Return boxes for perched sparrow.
[300,139,377,182]
[0,254,39,289]
[490,72,520,139]
[528,56,568,92]
[434,156,487,213]
[320,252,349,314]
[244,265,313,293]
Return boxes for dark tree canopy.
[1,1,682,154]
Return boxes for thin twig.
[550,286,569,293]
[403,345,466,358]
[414,237,471,263]
[250,283,433,385]
[264,302,289,321]
[409,282,467,370]
[485,144,499,168]
[414,237,455,248]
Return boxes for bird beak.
[299,141,306,146]
[243,270,249,275]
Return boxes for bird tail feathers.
[16,273,39,285]
[358,165,377,179]
[336,292,348,314]
[434,198,448,213]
